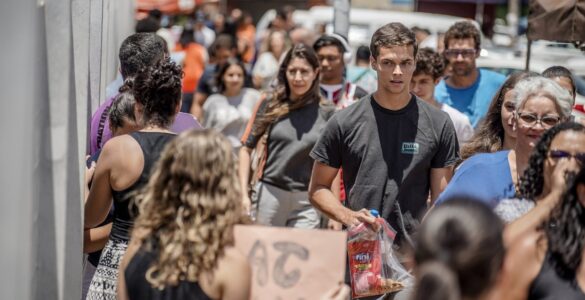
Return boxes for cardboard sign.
[234,225,347,299]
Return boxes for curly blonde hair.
[133,129,245,289]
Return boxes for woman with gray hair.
[434,76,573,209]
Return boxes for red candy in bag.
[347,210,411,298]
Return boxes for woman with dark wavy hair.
[496,165,585,299]
[460,71,539,161]
[238,43,335,228]
[84,58,182,299]
[495,122,585,245]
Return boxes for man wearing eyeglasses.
[313,34,368,110]
[435,21,505,128]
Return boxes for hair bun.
[132,57,183,127]
[119,77,135,93]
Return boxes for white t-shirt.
[252,52,280,89]
[203,88,262,149]
[441,103,474,144]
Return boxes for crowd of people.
[82,6,585,300]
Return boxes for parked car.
[257,6,471,50]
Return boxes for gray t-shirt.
[310,95,459,238]
[245,99,335,191]
[203,88,261,148]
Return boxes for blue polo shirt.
[435,150,516,208]
[435,69,505,127]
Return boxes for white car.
[257,6,472,50]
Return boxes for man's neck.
[447,68,479,88]
[321,76,344,85]
[373,89,412,110]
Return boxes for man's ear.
[434,77,442,85]
[370,56,377,70]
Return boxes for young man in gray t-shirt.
[309,23,459,251]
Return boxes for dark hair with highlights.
[519,122,585,200]
[252,43,322,136]
[126,58,183,128]
[542,165,585,278]
[370,23,417,59]
[119,33,168,79]
[413,198,505,300]
[414,48,445,80]
[460,71,540,161]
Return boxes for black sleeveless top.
[110,131,176,241]
[528,251,585,300]
[125,244,213,300]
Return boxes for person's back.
[118,130,251,300]
[85,58,183,299]
[124,242,213,300]
[109,131,176,241]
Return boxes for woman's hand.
[321,283,350,300]
[549,158,580,201]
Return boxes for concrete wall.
[0,0,132,299]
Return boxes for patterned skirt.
[85,237,129,300]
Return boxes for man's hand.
[343,209,380,231]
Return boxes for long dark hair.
[412,198,505,300]
[215,58,246,94]
[519,122,585,200]
[252,43,321,136]
[461,71,539,161]
[543,166,585,278]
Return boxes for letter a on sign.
[234,225,347,299]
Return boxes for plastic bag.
[347,210,413,298]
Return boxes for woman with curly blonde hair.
[117,129,251,300]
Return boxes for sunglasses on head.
[548,149,585,164]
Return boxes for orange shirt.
[237,24,256,63]
[175,43,206,93]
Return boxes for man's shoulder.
[479,69,506,84]
[335,95,371,118]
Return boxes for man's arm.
[429,165,454,204]
[309,161,375,227]
[190,92,207,121]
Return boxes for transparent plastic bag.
[347,210,413,298]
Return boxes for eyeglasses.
[444,49,476,59]
[516,112,561,128]
[548,149,585,164]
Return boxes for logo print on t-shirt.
[401,142,419,155]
